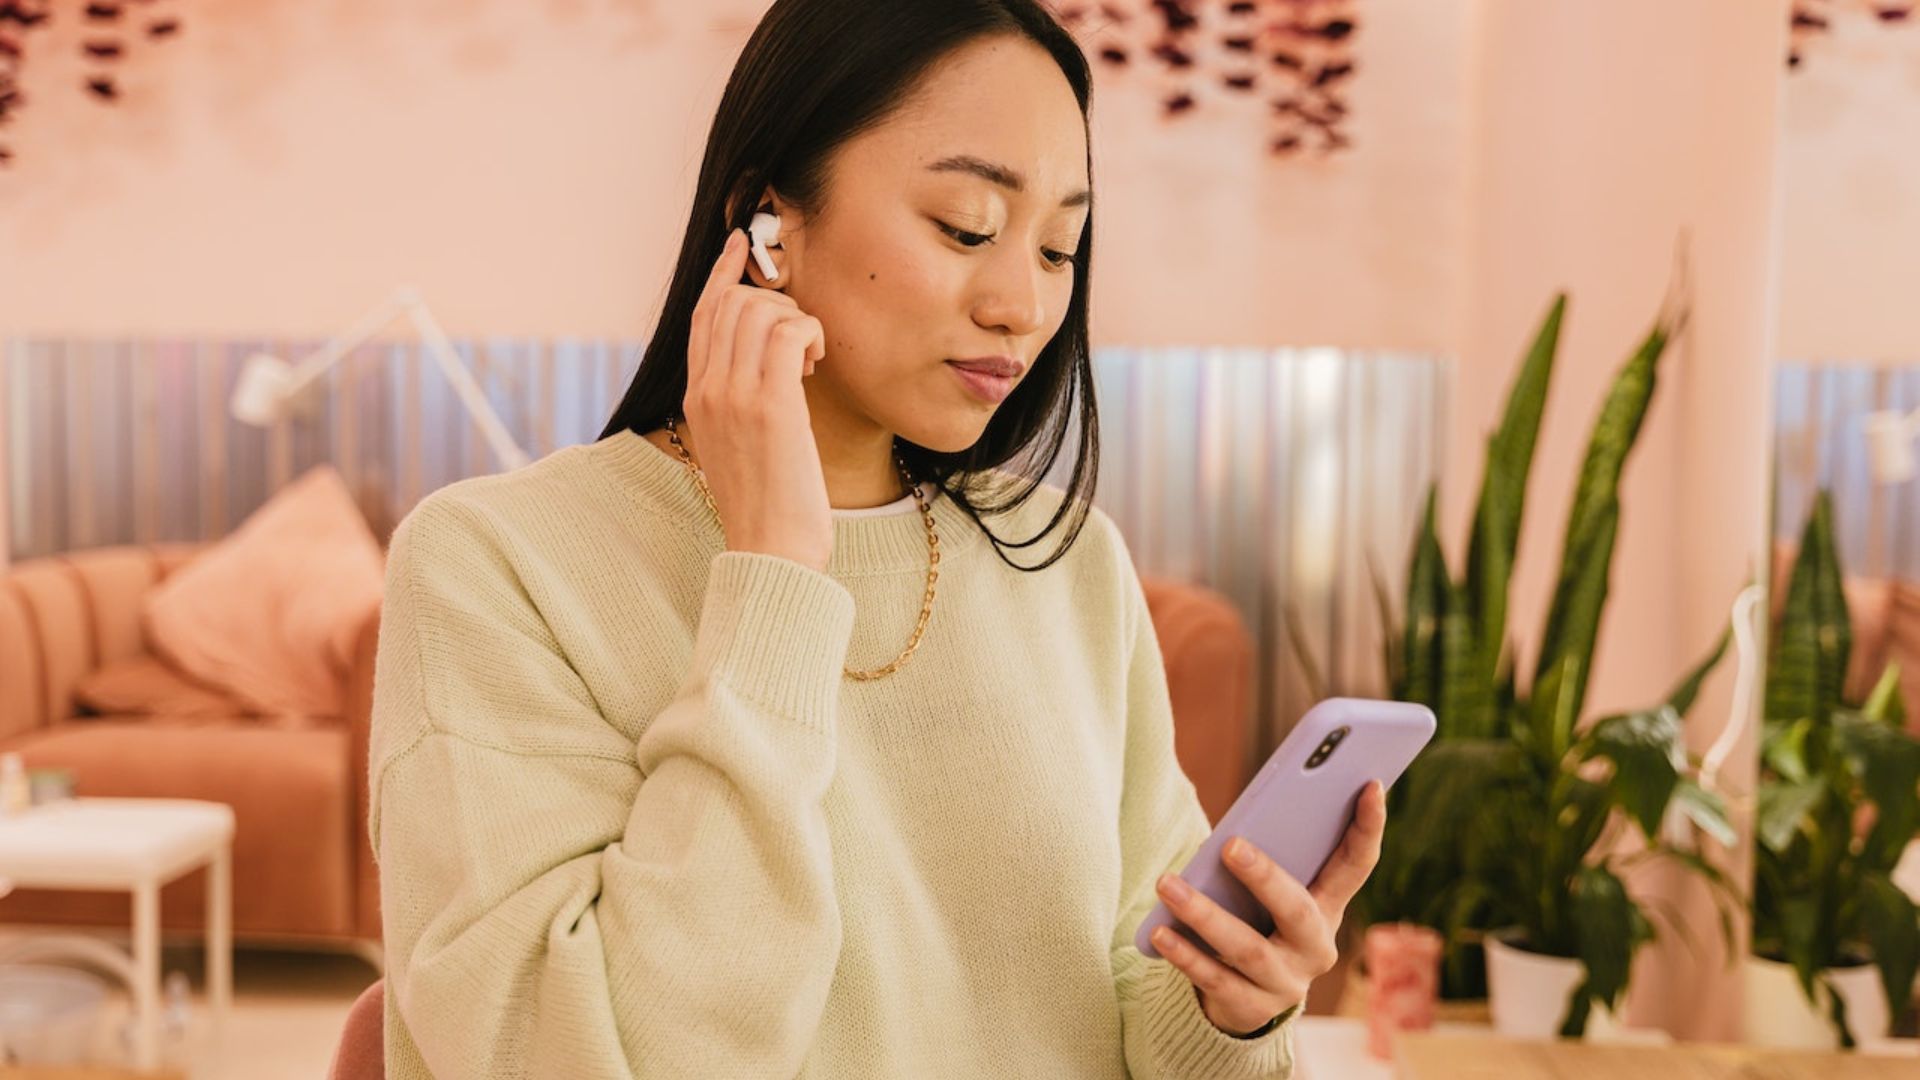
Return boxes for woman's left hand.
[1149,780,1388,1037]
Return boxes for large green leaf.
[1582,707,1683,841]
[1466,294,1564,693]
[1570,864,1637,1010]
[1859,874,1920,1033]
[1834,708,1920,871]
[1535,312,1672,696]
[1765,491,1852,728]
[1756,777,1826,854]
[1670,777,1736,848]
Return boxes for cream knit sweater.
[367,428,1297,1079]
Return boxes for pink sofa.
[0,543,383,951]
[0,543,1255,957]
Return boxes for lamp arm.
[1701,583,1765,797]
[281,289,418,395]
[406,301,533,472]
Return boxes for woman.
[367,1,1385,1076]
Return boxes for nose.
[970,248,1050,339]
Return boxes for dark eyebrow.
[926,154,1091,209]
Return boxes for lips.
[947,360,1019,404]
[948,356,1026,378]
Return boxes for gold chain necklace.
[662,414,940,682]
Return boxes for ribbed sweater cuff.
[690,551,856,734]
[1139,960,1297,1078]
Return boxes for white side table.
[0,797,234,1071]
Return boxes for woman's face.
[757,34,1090,456]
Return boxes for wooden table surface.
[1393,1030,1920,1079]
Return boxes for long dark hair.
[599,0,1099,573]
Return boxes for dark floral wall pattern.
[1788,0,1912,69]
[0,0,182,166]
[1051,0,1359,158]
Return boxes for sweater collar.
[588,427,984,577]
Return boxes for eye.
[938,221,1077,270]
[936,221,994,247]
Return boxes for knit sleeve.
[1109,560,1297,1080]
[368,495,854,1079]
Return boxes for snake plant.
[1309,288,1742,1033]
[1756,489,1919,1048]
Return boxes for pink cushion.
[143,466,384,718]
[73,654,256,720]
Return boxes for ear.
[734,187,798,289]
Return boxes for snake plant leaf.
[1530,495,1621,741]
[1377,740,1525,895]
[1757,776,1827,854]
[1766,490,1852,728]
[1466,294,1564,691]
[1366,550,1404,697]
[1439,580,1497,739]
[1582,707,1684,840]
[1535,312,1672,695]
[1402,485,1448,709]
[1858,873,1920,1036]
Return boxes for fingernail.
[1227,838,1255,867]
[1159,873,1191,902]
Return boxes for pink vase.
[1363,922,1443,1060]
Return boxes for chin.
[890,411,995,456]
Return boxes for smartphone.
[1134,697,1436,960]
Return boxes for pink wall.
[0,0,1470,349]
[1776,14,1920,361]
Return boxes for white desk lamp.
[229,286,531,472]
[1865,407,1918,486]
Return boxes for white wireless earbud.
[747,211,782,283]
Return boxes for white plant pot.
[1743,954,1892,1050]
[1484,932,1624,1041]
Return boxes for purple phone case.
[1134,697,1435,960]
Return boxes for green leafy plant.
[1298,285,1742,1033]
[1755,489,1920,1048]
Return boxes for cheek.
[833,255,948,355]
